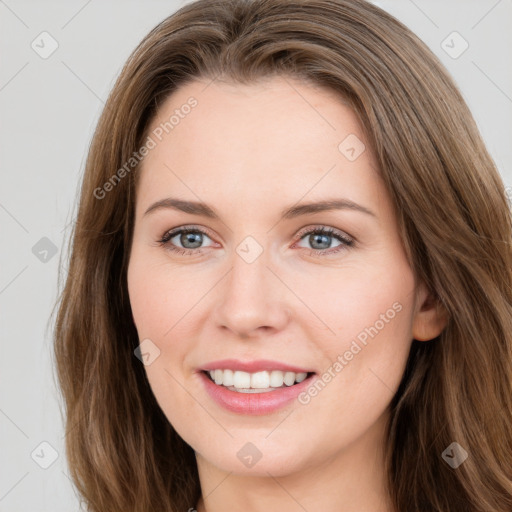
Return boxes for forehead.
[137,76,382,215]
[145,76,362,157]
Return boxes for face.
[127,76,438,477]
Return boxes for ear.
[412,281,448,342]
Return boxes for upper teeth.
[208,369,308,389]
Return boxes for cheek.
[286,280,414,457]
[127,253,207,389]
[299,255,415,409]
[128,254,200,422]
[296,254,414,352]
[127,251,200,337]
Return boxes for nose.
[212,243,291,339]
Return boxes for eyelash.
[157,225,354,257]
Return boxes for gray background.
[1,0,511,510]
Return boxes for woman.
[53,0,512,510]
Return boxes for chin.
[194,436,311,477]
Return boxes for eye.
[157,225,354,257]
[157,226,215,256]
[293,226,354,256]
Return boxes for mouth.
[198,368,317,415]
[202,369,316,393]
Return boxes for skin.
[127,76,447,512]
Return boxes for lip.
[199,359,314,374]
[198,369,317,415]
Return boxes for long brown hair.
[53,0,512,510]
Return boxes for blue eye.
[294,226,354,255]
[158,226,215,256]
[158,225,354,256]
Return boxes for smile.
[198,368,317,415]
[205,369,310,392]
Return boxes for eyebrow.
[144,197,376,220]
